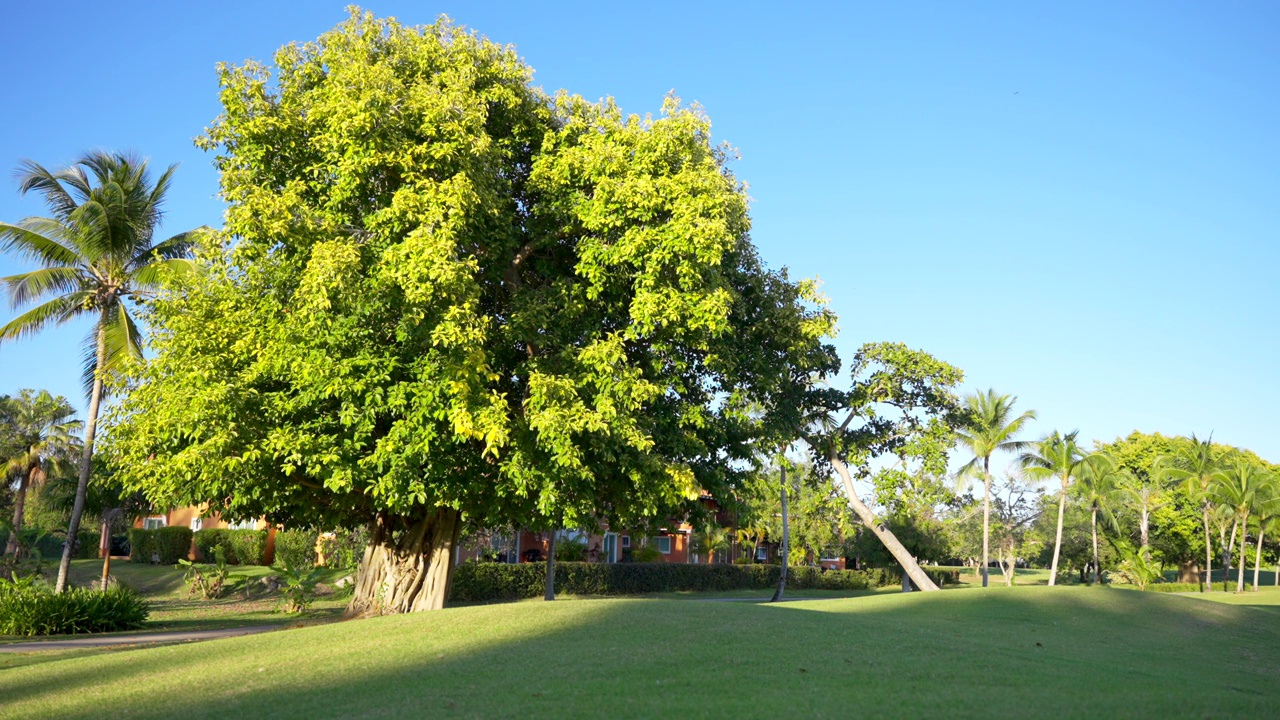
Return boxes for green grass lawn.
[3,586,1277,719]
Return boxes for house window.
[143,517,167,530]
[656,536,672,554]
[621,536,630,548]
[190,518,203,531]
[228,519,258,530]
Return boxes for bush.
[555,537,587,562]
[228,529,269,565]
[128,528,154,563]
[449,562,956,603]
[193,528,229,562]
[274,559,322,614]
[274,529,319,569]
[317,527,368,574]
[0,576,149,636]
[627,544,663,563]
[152,527,193,565]
[1146,582,1203,593]
[32,531,98,560]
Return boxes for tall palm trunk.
[1202,506,1214,592]
[1223,521,1238,591]
[1048,479,1067,587]
[56,318,107,593]
[1235,515,1248,594]
[1090,506,1100,586]
[1139,503,1150,556]
[771,462,789,602]
[1251,527,1264,592]
[981,457,991,588]
[829,452,938,591]
[4,467,34,556]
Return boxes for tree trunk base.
[347,508,461,616]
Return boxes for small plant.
[274,559,322,614]
[177,554,233,600]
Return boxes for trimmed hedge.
[33,531,98,560]
[273,529,319,569]
[128,527,193,565]
[0,580,149,636]
[1146,582,1203,593]
[192,528,269,565]
[450,562,956,603]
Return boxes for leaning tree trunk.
[348,507,462,615]
[771,462,789,603]
[1048,480,1068,587]
[1251,527,1264,592]
[4,467,34,557]
[828,452,938,591]
[982,459,991,589]
[544,529,557,601]
[56,319,107,593]
[1090,506,1100,586]
[1202,505,1214,592]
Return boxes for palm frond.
[0,220,81,268]
[0,294,89,342]
[15,159,81,220]
[81,303,144,398]
[3,266,86,308]
[129,226,208,267]
[130,257,198,293]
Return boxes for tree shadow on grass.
[3,588,1277,719]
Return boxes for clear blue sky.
[2,2,1277,469]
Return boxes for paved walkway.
[0,625,279,653]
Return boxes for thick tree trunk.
[1048,481,1067,587]
[56,320,107,593]
[544,530,557,601]
[1202,506,1214,592]
[1251,528,1264,592]
[982,458,991,589]
[1091,507,1099,586]
[348,507,462,615]
[771,463,789,603]
[4,468,33,557]
[829,452,938,591]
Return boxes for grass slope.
[3,587,1278,719]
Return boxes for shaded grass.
[2,587,1276,719]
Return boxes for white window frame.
[603,532,618,563]
[228,519,258,531]
[656,536,672,555]
[621,535,631,548]
[190,518,203,531]
[143,516,167,530]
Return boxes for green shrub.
[448,562,954,603]
[627,544,663,563]
[273,529,319,569]
[32,531,98,560]
[227,529,268,565]
[555,537,587,562]
[274,559,322,614]
[0,576,149,636]
[1146,582,1202,593]
[152,527,193,565]
[193,528,230,562]
[128,528,154,563]
[317,527,368,574]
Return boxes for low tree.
[2,390,81,557]
[108,12,837,614]
[1212,455,1269,593]
[1020,431,1087,586]
[1249,482,1280,592]
[988,475,1044,586]
[1075,454,1124,585]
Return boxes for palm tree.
[1019,430,1086,586]
[1156,435,1219,591]
[1248,482,1280,592]
[692,523,730,564]
[954,390,1036,588]
[0,151,205,592]
[1212,455,1268,593]
[1075,454,1124,585]
[3,389,82,557]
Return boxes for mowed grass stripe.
[2,587,1277,719]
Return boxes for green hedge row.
[0,580,149,636]
[128,527,194,565]
[32,531,99,560]
[450,562,957,602]
[1145,582,1203,593]
[192,528,269,565]
[273,530,319,568]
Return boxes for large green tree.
[108,12,835,614]
[0,152,203,591]
[953,389,1035,588]
[2,390,81,557]
[1020,430,1086,586]
[1212,455,1270,593]
[1157,435,1222,590]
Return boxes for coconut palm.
[1075,454,1124,585]
[3,389,81,557]
[1156,435,1219,591]
[692,523,730,564]
[1118,472,1167,556]
[1019,430,1086,586]
[1248,483,1280,592]
[1211,455,1269,593]
[954,390,1036,588]
[0,151,206,591]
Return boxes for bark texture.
[348,507,462,616]
[771,463,789,603]
[55,321,106,593]
[829,452,938,591]
[1048,483,1067,587]
[981,459,991,588]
